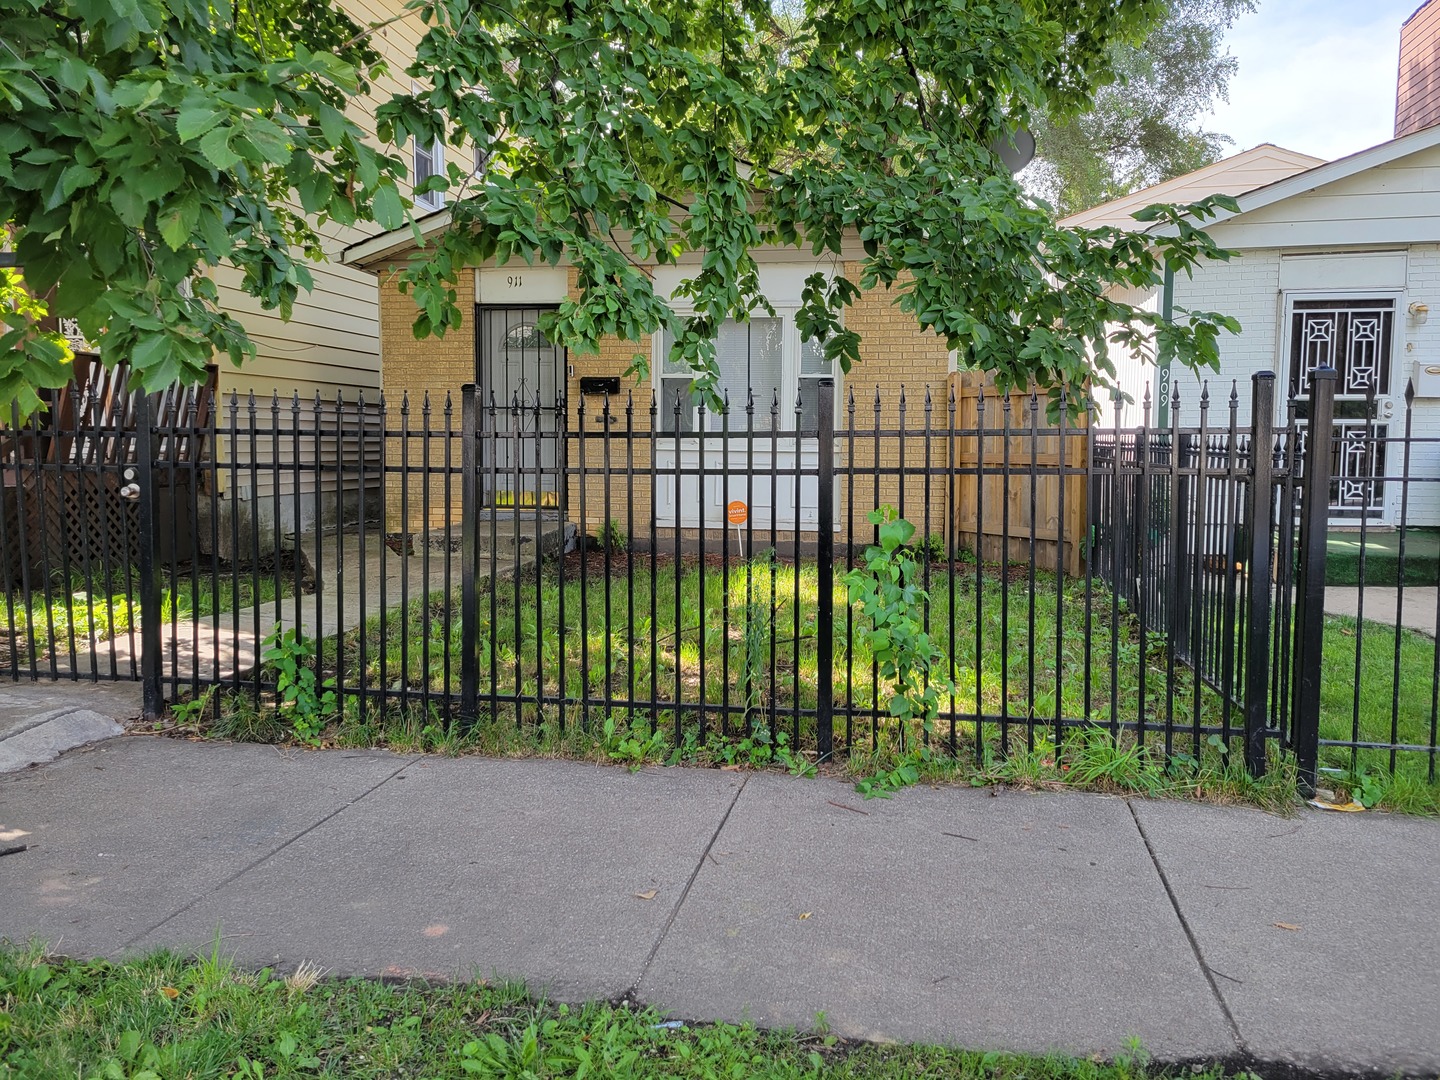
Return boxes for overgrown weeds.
[0,943,1249,1080]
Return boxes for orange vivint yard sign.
[726,501,747,525]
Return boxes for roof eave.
[1147,125,1440,240]
[342,208,454,271]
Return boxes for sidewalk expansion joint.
[623,772,750,1004]
[1127,800,1247,1055]
[119,756,414,952]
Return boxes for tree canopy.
[1,0,1240,418]
[0,0,405,414]
[1027,0,1257,218]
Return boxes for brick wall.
[1173,246,1440,527]
[377,260,958,543]
[1397,244,1440,526]
[378,264,475,532]
[1170,249,1284,425]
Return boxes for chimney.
[1397,0,1440,137]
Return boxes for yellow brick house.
[343,226,1087,573]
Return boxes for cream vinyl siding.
[208,0,429,514]
[1204,145,1440,250]
[1058,144,1324,231]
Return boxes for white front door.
[1284,295,1401,523]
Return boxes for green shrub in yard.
[597,518,628,553]
[845,506,956,798]
[261,625,335,746]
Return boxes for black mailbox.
[579,376,622,396]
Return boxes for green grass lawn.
[338,554,1227,758]
[193,554,1437,812]
[0,570,285,666]
[1317,614,1439,791]
[0,944,1235,1080]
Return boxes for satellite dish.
[990,126,1036,174]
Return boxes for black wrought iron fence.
[5,365,1433,790]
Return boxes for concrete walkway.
[55,532,470,684]
[1325,585,1438,636]
[1,737,1436,1075]
[0,680,139,773]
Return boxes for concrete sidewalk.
[1,738,1435,1075]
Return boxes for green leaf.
[176,106,225,142]
[156,193,201,251]
[372,181,405,230]
[198,127,241,170]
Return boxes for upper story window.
[413,138,444,210]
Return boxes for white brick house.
[1069,128,1440,527]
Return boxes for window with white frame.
[413,138,444,210]
[656,315,836,433]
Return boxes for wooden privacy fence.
[1,356,216,585]
[950,372,1088,576]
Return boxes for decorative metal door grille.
[1288,299,1395,517]
[478,307,564,507]
[1289,300,1393,398]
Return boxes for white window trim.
[652,306,841,434]
[413,137,445,210]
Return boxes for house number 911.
[507,275,523,288]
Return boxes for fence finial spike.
[1406,377,1416,405]
[422,390,432,413]
[1230,379,1239,406]
[1199,381,1210,409]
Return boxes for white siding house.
[203,0,455,539]
[1059,144,1323,428]
[1139,126,1440,527]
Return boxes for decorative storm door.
[477,307,563,507]
[1287,298,1398,521]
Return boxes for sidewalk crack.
[1127,800,1247,1054]
[119,757,414,951]
[625,773,749,1002]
